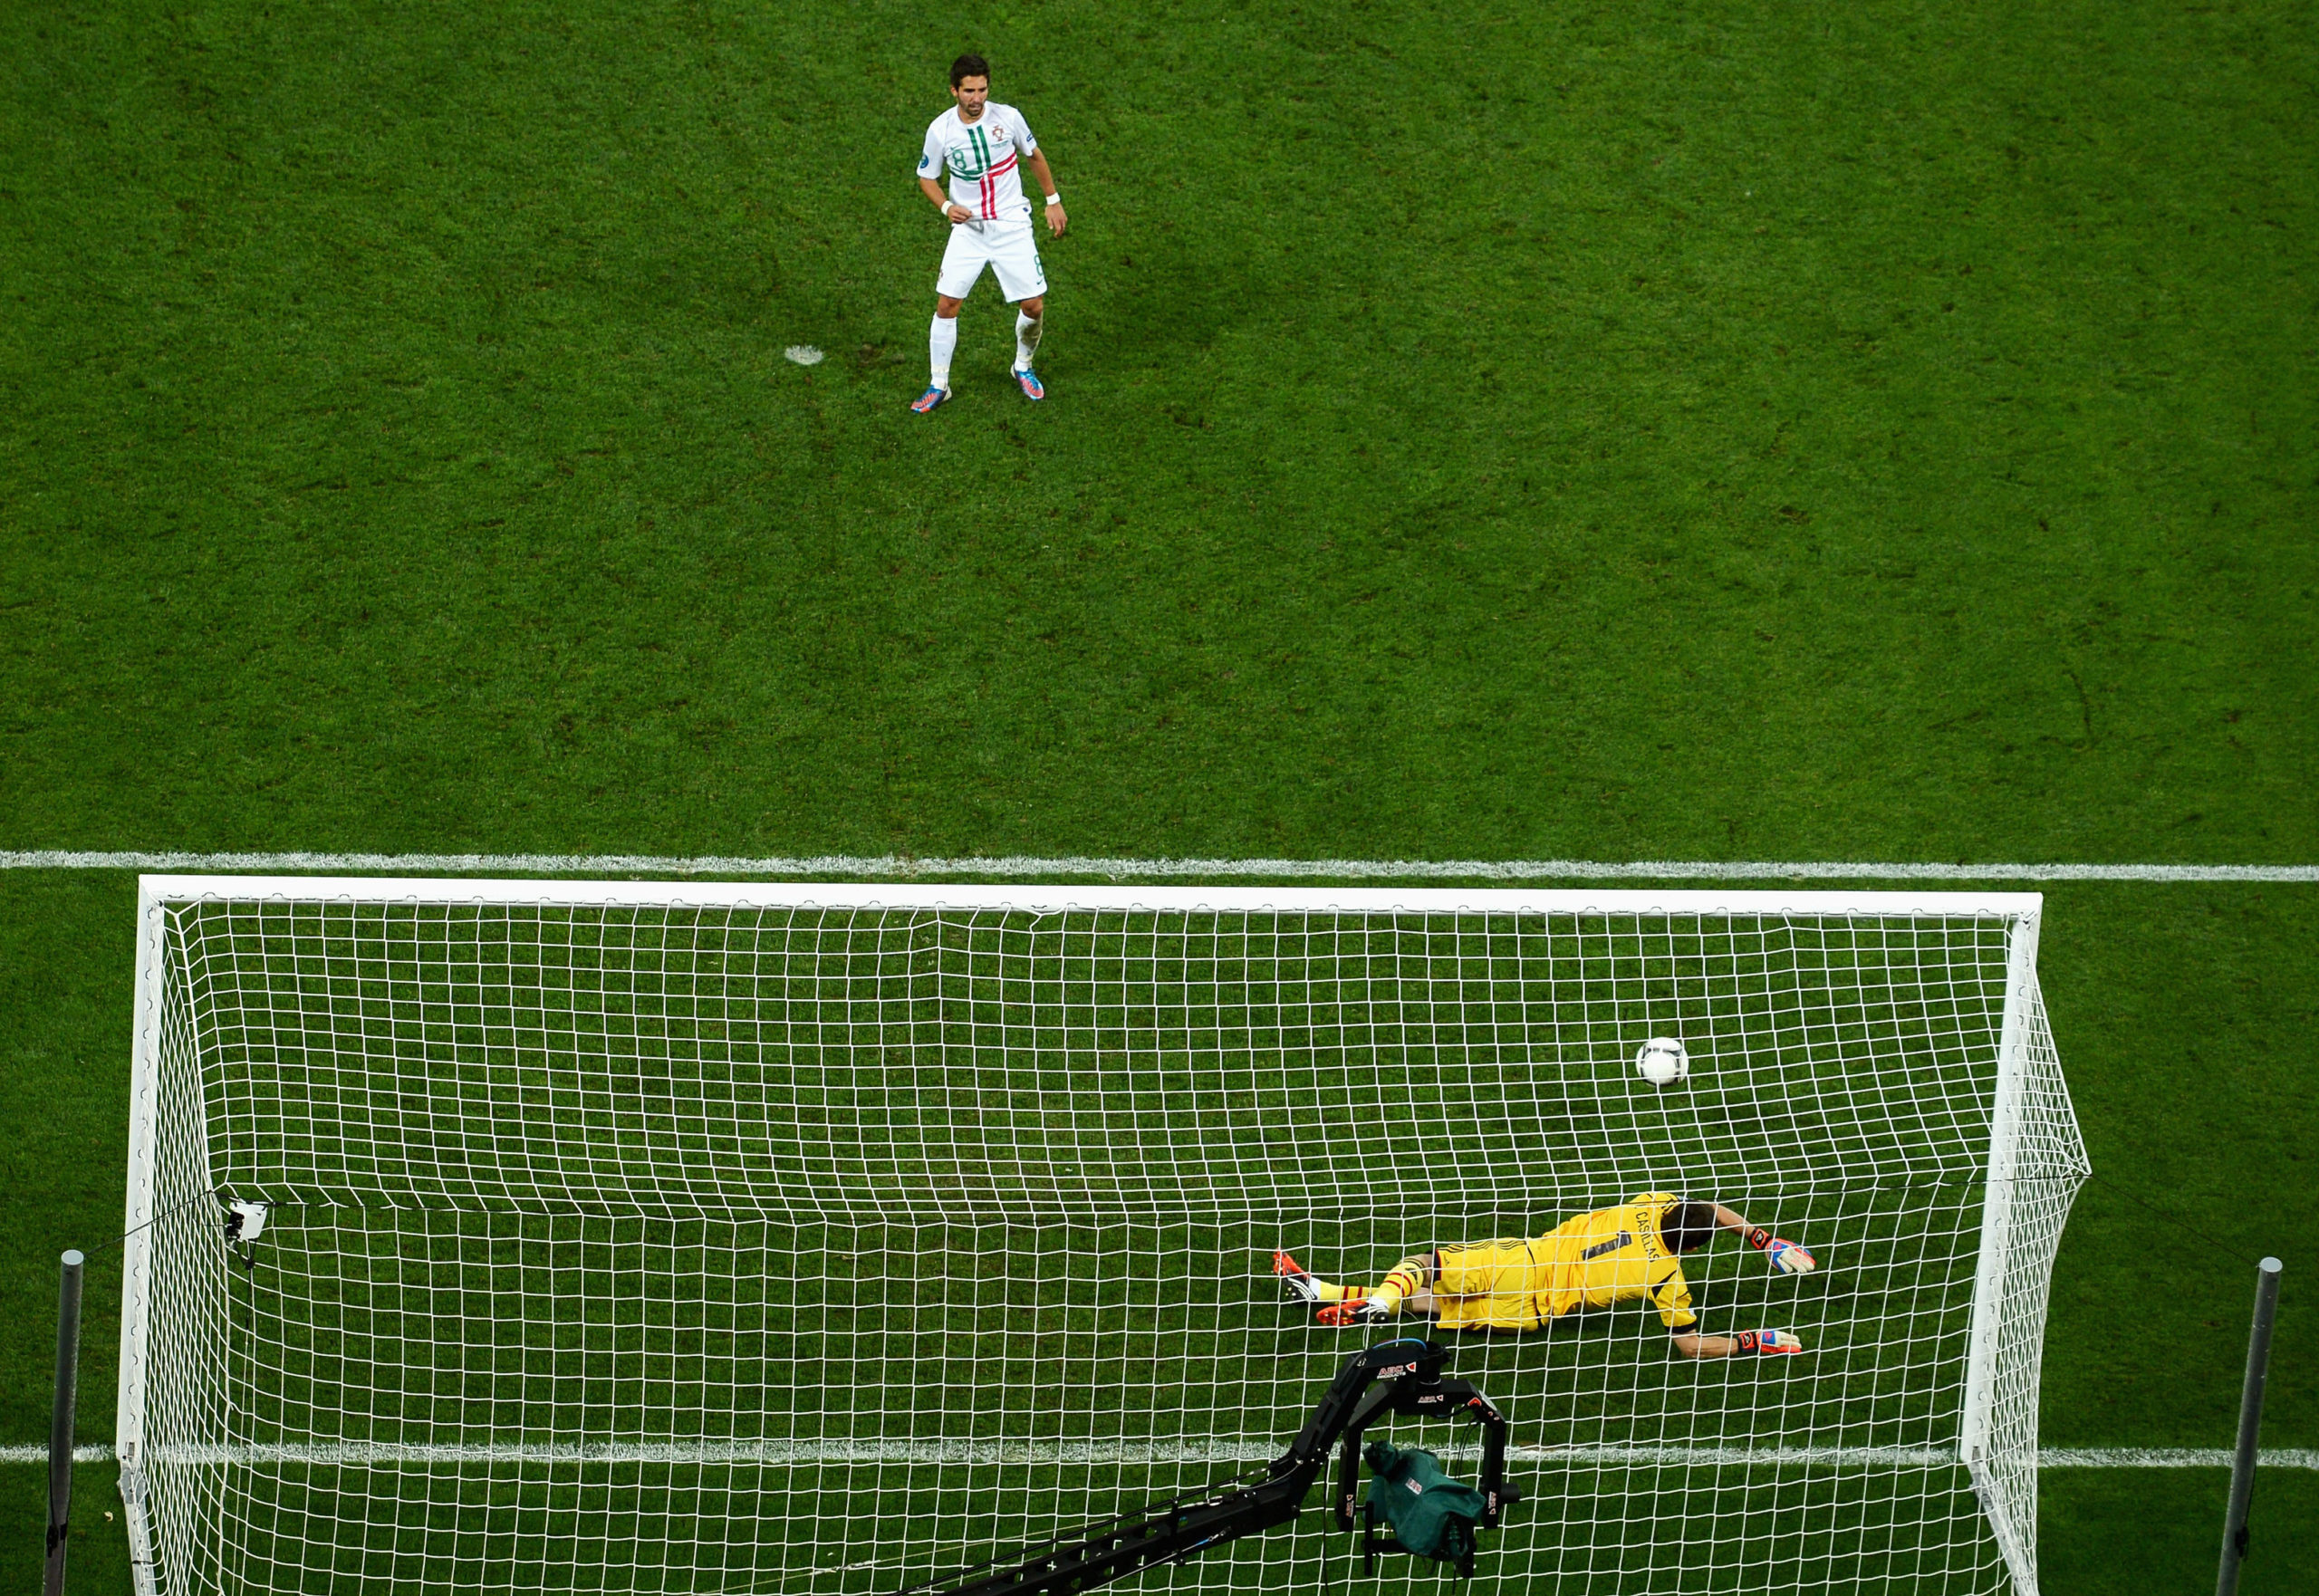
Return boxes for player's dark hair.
[1661,1200,1718,1255]
[950,53,990,87]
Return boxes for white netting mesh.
[120,889,2088,1596]
[1959,962,2082,1591]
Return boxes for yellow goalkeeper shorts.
[1430,1238,1550,1331]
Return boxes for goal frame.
[116,875,2061,1596]
[1959,911,2045,1582]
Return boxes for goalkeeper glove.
[1733,1329,1804,1355]
[1316,1298,1394,1327]
[1746,1227,1817,1275]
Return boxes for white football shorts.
[937,216,1047,303]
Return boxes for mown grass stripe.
[3,851,2314,882]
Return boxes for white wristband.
[1044,192,1062,206]
[936,196,954,213]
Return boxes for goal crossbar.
[130,874,2049,917]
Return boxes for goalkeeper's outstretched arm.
[1669,1328,1804,1359]
[1695,1203,1818,1275]
[1668,1202,1815,1358]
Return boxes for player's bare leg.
[1012,292,1045,399]
[917,293,964,413]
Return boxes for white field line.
[5,1442,2314,1470]
[5,850,2317,883]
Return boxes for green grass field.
[2,0,2314,1590]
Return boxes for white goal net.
[118,880,2087,1596]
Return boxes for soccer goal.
[118,879,2087,1596]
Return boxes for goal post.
[118,884,178,1596]
[1960,912,2078,1588]
[118,878,2089,1596]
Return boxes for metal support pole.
[45,1248,86,1596]
[2217,1255,2284,1596]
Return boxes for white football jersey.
[919,104,1040,222]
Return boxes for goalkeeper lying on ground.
[1275,1193,1815,1360]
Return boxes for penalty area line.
[3,1443,2313,1470]
[2,851,2316,883]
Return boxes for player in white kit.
[913,54,1068,411]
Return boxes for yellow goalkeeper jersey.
[1431,1192,1698,1333]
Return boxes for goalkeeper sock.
[1275,1255,1354,1304]
[929,314,957,389]
[1371,1261,1427,1313]
[1014,310,1043,372]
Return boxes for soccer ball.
[1635,1037,1689,1087]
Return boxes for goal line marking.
[6,1443,2314,1470]
[4,851,2315,883]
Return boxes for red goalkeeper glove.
[1733,1329,1804,1355]
[1746,1226,1817,1274]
